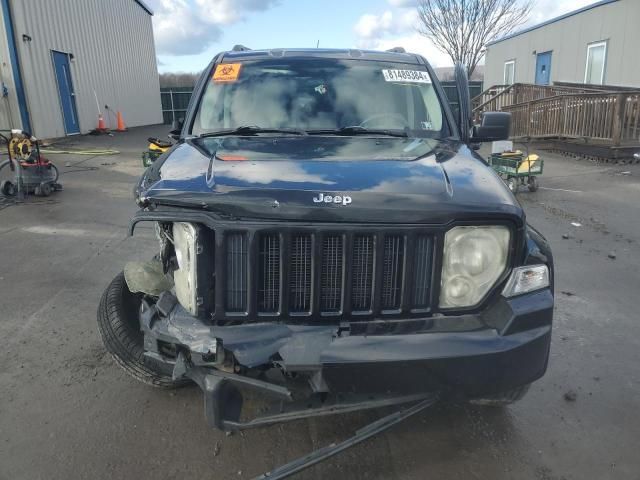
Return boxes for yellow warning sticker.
[213,63,242,83]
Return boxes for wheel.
[38,182,52,197]
[48,164,59,183]
[528,176,539,192]
[506,177,519,194]
[1,180,16,197]
[97,272,188,388]
[469,383,531,406]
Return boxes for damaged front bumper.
[140,287,553,431]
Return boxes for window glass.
[504,61,515,85]
[585,42,606,85]
[192,59,447,138]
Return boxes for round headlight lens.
[440,226,510,308]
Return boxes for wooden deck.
[472,83,640,158]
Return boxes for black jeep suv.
[98,47,553,431]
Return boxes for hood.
[138,136,523,225]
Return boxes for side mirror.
[169,118,184,141]
[168,129,181,141]
[471,112,511,142]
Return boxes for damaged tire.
[97,272,187,388]
[469,383,531,406]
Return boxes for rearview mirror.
[471,112,511,142]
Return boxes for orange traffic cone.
[97,113,107,132]
[115,111,127,132]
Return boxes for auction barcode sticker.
[382,69,432,84]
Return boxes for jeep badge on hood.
[313,193,352,205]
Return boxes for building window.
[584,41,607,85]
[503,60,515,85]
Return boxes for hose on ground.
[40,148,120,155]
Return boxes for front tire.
[97,272,187,388]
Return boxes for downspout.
[1,0,31,132]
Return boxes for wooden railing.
[502,92,640,145]
[471,84,513,113]
[472,83,604,116]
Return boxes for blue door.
[52,51,80,134]
[535,51,552,85]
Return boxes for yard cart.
[489,150,543,194]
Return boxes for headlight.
[173,222,198,315]
[440,226,510,308]
[502,265,549,297]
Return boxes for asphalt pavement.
[1,127,639,480]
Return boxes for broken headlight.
[439,226,510,308]
[173,222,199,315]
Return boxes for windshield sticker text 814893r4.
[382,69,431,84]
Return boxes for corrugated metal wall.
[0,6,22,131]
[8,0,162,138]
[484,0,640,88]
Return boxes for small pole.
[170,89,176,127]
[316,40,320,48]
[93,90,101,115]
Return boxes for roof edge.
[134,0,153,15]
[487,0,619,46]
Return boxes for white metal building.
[0,0,162,138]
[484,0,640,88]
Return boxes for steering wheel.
[359,112,410,129]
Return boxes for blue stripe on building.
[1,0,31,132]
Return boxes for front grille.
[290,234,312,313]
[381,235,404,310]
[320,235,344,313]
[258,234,280,312]
[413,236,432,308]
[226,233,248,312]
[217,228,435,321]
[351,235,375,312]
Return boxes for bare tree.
[417,0,533,77]
[159,72,201,88]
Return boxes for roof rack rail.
[232,45,251,52]
[386,47,406,53]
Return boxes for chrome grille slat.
[320,235,343,313]
[381,235,404,309]
[351,235,374,311]
[258,233,280,313]
[226,233,247,312]
[413,236,432,308]
[289,234,312,313]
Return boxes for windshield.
[191,58,448,138]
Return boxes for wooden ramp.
[473,83,640,159]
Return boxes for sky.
[148,0,599,73]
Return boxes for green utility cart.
[489,151,544,194]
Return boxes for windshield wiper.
[307,126,408,138]
[198,125,308,138]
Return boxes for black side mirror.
[471,112,511,142]
[168,118,184,141]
